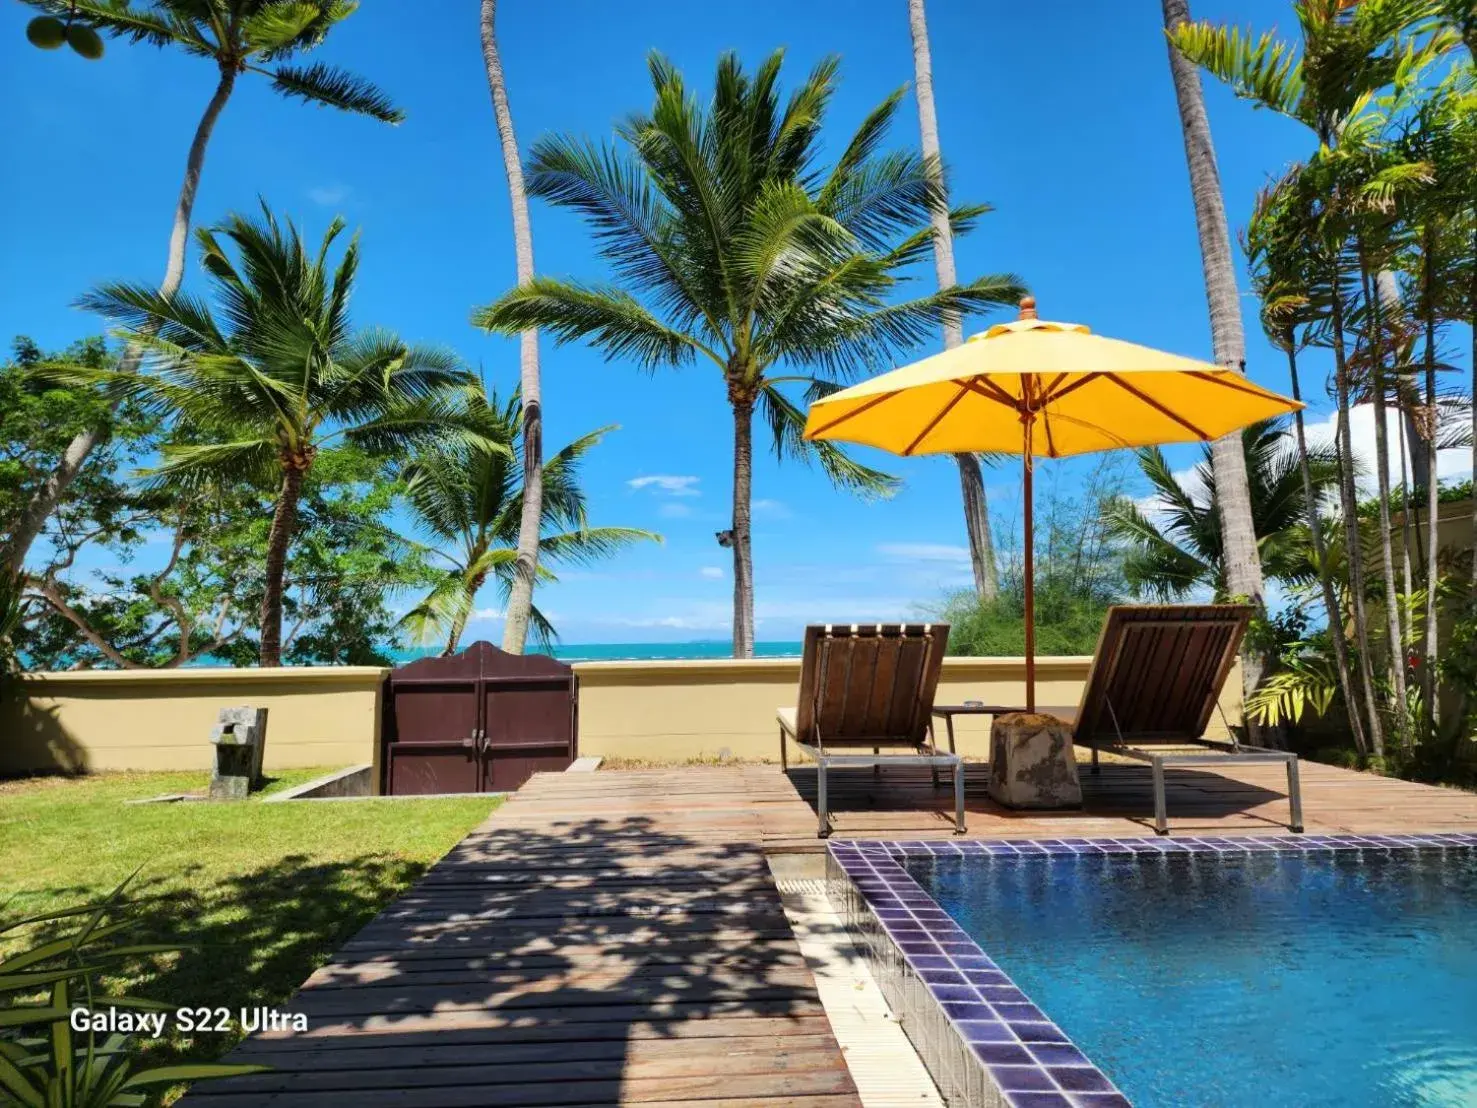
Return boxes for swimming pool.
[829,835,1477,1108]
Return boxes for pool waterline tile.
[827,832,1477,1108]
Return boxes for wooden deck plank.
[188,756,1476,1104]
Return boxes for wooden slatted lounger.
[1068,603,1304,835]
[778,623,963,838]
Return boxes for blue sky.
[0,1,1451,645]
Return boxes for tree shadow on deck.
[183,814,856,1106]
[781,762,1297,836]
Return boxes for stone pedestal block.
[209,706,268,800]
[987,712,1082,809]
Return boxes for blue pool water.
[907,849,1477,1107]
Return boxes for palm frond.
[539,526,662,564]
[1169,21,1305,119]
[264,62,403,123]
[760,383,899,498]
[474,279,711,371]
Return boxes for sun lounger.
[1070,603,1304,835]
[778,622,963,837]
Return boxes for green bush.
[0,877,264,1106]
[940,584,1112,656]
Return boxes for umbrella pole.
[1022,423,1036,713]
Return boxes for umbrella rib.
[805,390,902,437]
[1038,372,1069,402]
[1040,373,1098,404]
[1187,370,1294,403]
[962,376,1021,409]
[903,382,971,456]
[1102,373,1210,439]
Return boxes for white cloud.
[307,184,350,206]
[698,566,723,579]
[628,475,700,496]
[659,502,694,519]
[1303,403,1468,493]
[876,542,972,564]
[753,498,791,518]
[471,606,504,621]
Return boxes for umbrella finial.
[1018,296,1037,320]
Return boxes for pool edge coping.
[827,832,1477,1108]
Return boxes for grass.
[0,768,498,1095]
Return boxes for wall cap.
[570,655,1094,678]
[19,666,389,687]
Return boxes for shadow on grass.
[92,854,434,1074]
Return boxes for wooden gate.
[380,641,578,795]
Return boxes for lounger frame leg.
[779,727,787,771]
[817,758,830,838]
[1151,757,1168,835]
[1286,757,1304,833]
[953,760,966,835]
[1091,743,1101,775]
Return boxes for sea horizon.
[389,640,804,664]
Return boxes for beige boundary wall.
[573,655,1242,763]
[1,667,385,777]
[0,656,1242,777]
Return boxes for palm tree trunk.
[1329,265,1386,758]
[1162,0,1268,711]
[731,394,756,659]
[907,0,998,602]
[444,583,476,658]
[259,465,304,668]
[1422,233,1440,732]
[480,0,543,656]
[3,66,237,577]
[1285,335,1367,757]
[1361,250,1412,752]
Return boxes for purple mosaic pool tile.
[828,832,1477,1107]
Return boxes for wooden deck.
[191,759,1477,1104]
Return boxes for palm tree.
[1161,0,1268,700]
[1171,0,1444,754]
[5,0,400,578]
[475,51,1024,657]
[1105,419,1340,601]
[906,0,998,602]
[399,387,659,655]
[478,0,544,654]
[79,206,473,666]
[1244,174,1370,754]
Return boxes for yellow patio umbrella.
[803,297,1303,711]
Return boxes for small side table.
[930,704,1021,759]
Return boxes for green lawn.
[0,769,498,1090]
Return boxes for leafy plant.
[1245,651,1340,726]
[0,571,24,681]
[0,877,265,1106]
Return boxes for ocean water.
[390,640,803,663]
[908,849,1477,1107]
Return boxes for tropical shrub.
[0,877,264,1106]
